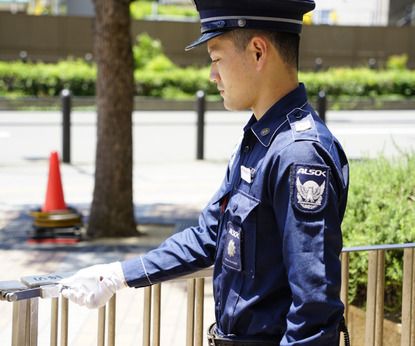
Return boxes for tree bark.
[88,0,137,237]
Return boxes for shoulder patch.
[291,164,330,213]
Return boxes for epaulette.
[287,108,319,142]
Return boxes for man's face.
[207,35,256,111]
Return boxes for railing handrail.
[181,243,415,279]
[342,242,415,253]
[1,242,414,299]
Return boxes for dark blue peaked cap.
[185,0,315,51]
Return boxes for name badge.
[241,165,254,184]
[222,222,242,271]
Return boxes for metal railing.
[1,244,414,346]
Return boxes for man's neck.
[252,77,299,120]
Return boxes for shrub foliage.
[1,59,414,100]
[0,33,414,99]
[342,155,415,317]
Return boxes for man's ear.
[248,36,268,70]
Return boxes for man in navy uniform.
[61,0,349,344]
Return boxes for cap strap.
[201,15,302,25]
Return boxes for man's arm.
[272,141,347,345]
[122,186,225,287]
[60,174,230,308]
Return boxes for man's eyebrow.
[207,43,219,55]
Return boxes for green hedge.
[343,155,415,318]
[300,68,415,99]
[130,1,197,20]
[1,59,414,100]
[0,60,96,97]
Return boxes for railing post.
[108,294,116,346]
[195,278,205,346]
[143,286,152,346]
[317,90,327,123]
[402,248,415,346]
[186,279,196,346]
[196,90,205,161]
[97,305,106,346]
[61,88,71,164]
[340,252,349,322]
[60,297,69,346]
[28,298,39,346]
[12,298,38,346]
[152,284,162,346]
[50,297,59,346]
[340,252,350,346]
[12,300,27,345]
[365,250,385,346]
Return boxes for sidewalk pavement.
[0,158,226,345]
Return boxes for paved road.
[1,110,415,164]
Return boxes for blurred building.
[391,0,415,26]
[66,0,93,16]
[309,0,415,26]
[0,0,29,13]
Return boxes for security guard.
[61,0,350,344]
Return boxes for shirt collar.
[244,83,308,147]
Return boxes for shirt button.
[260,128,270,136]
[244,145,250,152]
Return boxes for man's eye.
[211,58,220,63]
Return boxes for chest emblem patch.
[291,164,330,213]
[222,222,242,271]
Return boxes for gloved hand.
[59,262,127,309]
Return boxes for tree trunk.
[88,0,137,237]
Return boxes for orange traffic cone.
[42,151,68,212]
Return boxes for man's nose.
[209,65,219,84]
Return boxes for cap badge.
[237,18,247,27]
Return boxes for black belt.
[207,324,279,346]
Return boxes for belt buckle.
[207,335,216,346]
[207,322,217,346]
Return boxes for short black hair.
[226,29,300,69]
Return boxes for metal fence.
[1,243,414,346]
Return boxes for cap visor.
[185,31,226,51]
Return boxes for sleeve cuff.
[121,256,153,288]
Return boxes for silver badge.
[296,178,325,210]
[227,239,236,257]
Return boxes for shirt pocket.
[224,190,260,279]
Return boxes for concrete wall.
[1,12,414,69]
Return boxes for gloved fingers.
[60,278,115,309]
[57,263,125,309]
[61,286,88,306]
[84,278,115,309]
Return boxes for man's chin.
[223,100,244,112]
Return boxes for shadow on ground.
[0,203,200,253]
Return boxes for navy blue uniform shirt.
[122,84,349,345]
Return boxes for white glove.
[59,262,127,309]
